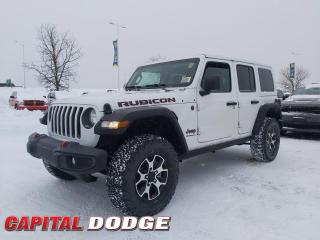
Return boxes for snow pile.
[0,87,114,107]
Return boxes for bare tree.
[279,65,310,93]
[28,24,82,91]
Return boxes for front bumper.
[282,112,320,132]
[27,133,108,175]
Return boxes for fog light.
[100,120,129,129]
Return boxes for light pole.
[16,41,26,88]
[109,21,126,90]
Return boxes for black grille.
[282,105,320,114]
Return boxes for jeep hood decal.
[53,89,195,111]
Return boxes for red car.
[9,91,48,111]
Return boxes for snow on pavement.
[0,88,319,240]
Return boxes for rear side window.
[258,68,274,92]
[237,65,256,92]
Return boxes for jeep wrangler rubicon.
[27,54,281,216]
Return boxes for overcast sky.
[1,0,319,89]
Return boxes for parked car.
[9,91,48,111]
[281,83,320,134]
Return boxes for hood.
[53,88,195,111]
[284,94,320,103]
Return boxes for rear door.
[236,64,260,135]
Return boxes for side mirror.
[199,76,221,96]
[43,95,47,98]
[277,90,284,99]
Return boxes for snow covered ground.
[0,88,319,240]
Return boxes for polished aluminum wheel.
[135,154,168,200]
[266,125,278,155]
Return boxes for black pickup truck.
[281,83,320,134]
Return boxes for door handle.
[226,101,238,106]
[251,100,259,104]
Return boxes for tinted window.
[202,62,231,92]
[258,68,274,92]
[237,65,256,92]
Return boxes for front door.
[197,61,238,143]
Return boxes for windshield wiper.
[125,84,172,91]
[142,84,172,91]
[125,85,142,91]
[143,84,166,88]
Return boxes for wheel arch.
[252,103,282,135]
[95,106,188,155]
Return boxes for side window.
[258,68,274,92]
[202,62,231,92]
[237,65,256,92]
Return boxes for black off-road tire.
[43,160,76,180]
[107,134,179,216]
[250,117,280,162]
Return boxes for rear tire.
[250,117,280,162]
[43,160,76,180]
[107,134,179,216]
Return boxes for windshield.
[294,87,320,95]
[125,58,200,89]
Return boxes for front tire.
[107,134,179,216]
[250,118,280,162]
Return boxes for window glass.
[202,62,231,92]
[134,72,161,86]
[126,58,200,89]
[237,65,256,92]
[294,87,320,95]
[258,68,274,92]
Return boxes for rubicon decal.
[4,216,171,231]
[118,97,176,107]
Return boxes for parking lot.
[0,99,319,240]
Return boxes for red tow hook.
[31,133,41,140]
[60,141,70,149]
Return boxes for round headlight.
[82,108,98,129]
[89,109,97,125]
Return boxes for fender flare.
[94,106,188,153]
[252,103,282,135]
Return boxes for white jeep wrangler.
[27,54,281,216]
